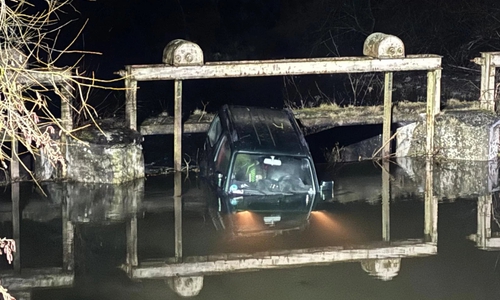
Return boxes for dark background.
[33,0,500,166]
[58,0,500,120]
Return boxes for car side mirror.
[320,181,334,201]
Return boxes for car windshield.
[228,153,315,195]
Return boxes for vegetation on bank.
[0,0,114,178]
[0,237,15,300]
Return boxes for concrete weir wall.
[36,121,145,184]
[65,138,144,184]
[396,110,500,161]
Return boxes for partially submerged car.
[199,105,333,236]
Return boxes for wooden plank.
[125,241,436,278]
[122,55,442,81]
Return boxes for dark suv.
[199,105,333,236]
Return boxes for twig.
[371,131,399,159]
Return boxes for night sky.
[57,0,500,119]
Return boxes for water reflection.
[120,159,438,297]
[0,183,74,300]
[468,193,500,250]
[2,157,500,299]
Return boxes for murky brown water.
[2,158,500,299]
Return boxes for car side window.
[214,135,231,174]
[207,115,222,147]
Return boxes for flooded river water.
[2,158,500,299]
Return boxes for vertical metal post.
[476,195,491,249]
[381,161,391,242]
[126,215,138,267]
[62,184,74,271]
[174,80,183,172]
[126,180,140,269]
[10,137,19,182]
[11,182,20,272]
[174,171,183,261]
[125,66,138,131]
[424,158,438,243]
[60,82,74,179]
[479,52,496,111]
[382,72,393,159]
[426,69,441,157]
[60,82,74,132]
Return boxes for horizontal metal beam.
[122,55,442,81]
[124,241,436,278]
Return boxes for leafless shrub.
[0,0,119,175]
[0,237,16,300]
[0,237,15,264]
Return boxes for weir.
[10,37,500,182]
[120,34,442,171]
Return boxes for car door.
[201,114,222,177]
